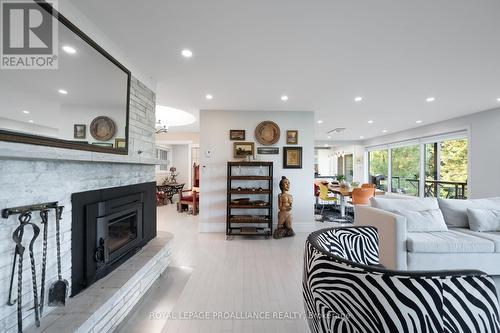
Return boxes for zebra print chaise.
[303,226,500,333]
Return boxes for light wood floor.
[128,204,312,333]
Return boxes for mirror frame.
[0,1,131,155]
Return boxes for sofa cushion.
[392,209,448,232]
[406,229,494,253]
[454,228,500,253]
[370,197,438,212]
[467,208,500,232]
[438,197,500,228]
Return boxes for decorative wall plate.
[255,121,280,145]
[90,116,116,141]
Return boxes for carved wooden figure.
[273,176,295,239]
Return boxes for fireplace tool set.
[2,202,67,333]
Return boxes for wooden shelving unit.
[226,161,273,238]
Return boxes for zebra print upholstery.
[303,226,500,333]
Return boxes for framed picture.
[286,130,298,144]
[257,147,279,155]
[283,147,303,169]
[92,142,113,148]
[115,138,126,149]
[74,124,86,139]
[233,142,255,158]
[230,130,245,141]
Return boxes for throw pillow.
[438,197,500,228]
[391,208,448,232]
[467,208,500,232]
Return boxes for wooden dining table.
[327,184,385,218]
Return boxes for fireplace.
[71,182,156,296]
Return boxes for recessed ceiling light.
[181,49,193,58]
[324,144,329,147]
[354,96,363,102]
[58,89,68,95]
[368,120,374,124]
[28,120,34,123]
[426,97,435,102]
[281,95,289,101]
[497,97,500,102]
[317,120,323,124]
[205,94,213,100]
[22,110,29,114]
[382,129,388,133]
[416,120,423,124]
[360,136,365,139]
[62,45,76,54]
[327,136,332,139]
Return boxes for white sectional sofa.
[355,196,500,275]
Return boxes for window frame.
[365,129,470,197]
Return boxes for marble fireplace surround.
[0,77,164,332]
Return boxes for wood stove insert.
[71,182,156,296]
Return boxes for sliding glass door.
[391,145,420,196]
[367,135,468,198]
[368,150,388,191]
[424,138,468,198]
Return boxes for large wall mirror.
[0,1,131,154]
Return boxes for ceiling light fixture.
[181,49,193,58]
[317,120,323,124]
[28,120,34,123]
[281,95,289,101]
[416,120,423,124]
[327,128,346,134]
[205,94,213,100]
[360,136,365,139]
[497,97,500,102]
[354,96,363,102]
[324,144,329,147]
[58,89,68,95]
[155,120,168,134]
[327,136,332,139]
[22,110,29,114]
[382,129,388,133]
[62,45,76,54]
[426,97,435,102]
[368,120,374,124]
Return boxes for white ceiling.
[69,0,500,140]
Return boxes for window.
[156,147,170,171]
[344,154,354,183]
[425,138,468,199]
[366,133,468,198]
[391,145,420,196]
[368,150,388,191]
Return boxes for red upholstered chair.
[177,164,200,215]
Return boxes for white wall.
[362,107,500,198]
[316,148,333,176]
[172,144,191,187]
[199,110,315,232]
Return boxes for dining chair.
[351,187,375,205]
[345,187,375,216]
[318,182,337,215]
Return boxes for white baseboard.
[197,222,315,233]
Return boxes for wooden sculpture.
[273,176,295,239]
